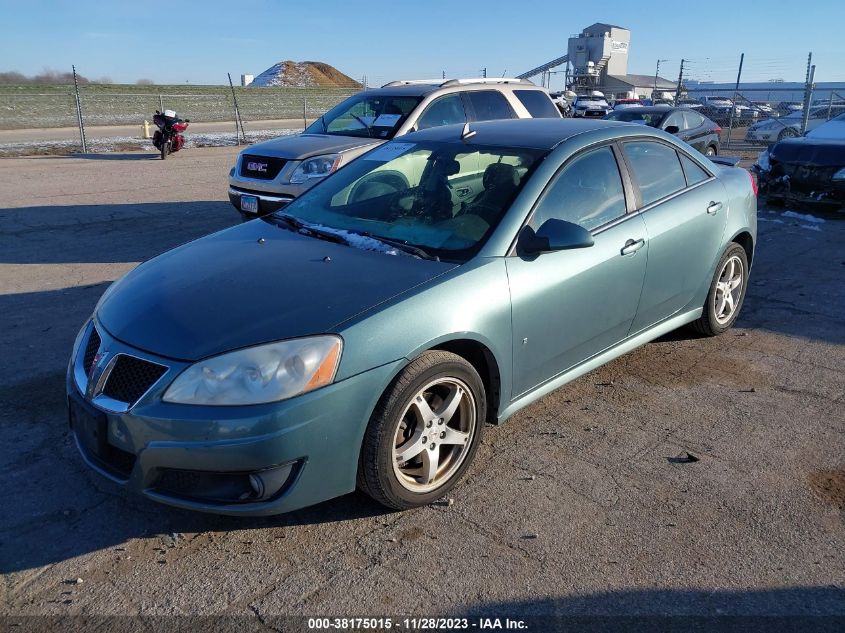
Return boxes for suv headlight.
[163,336,342,406]
[289,154,341,184]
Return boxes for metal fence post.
[227,73,246,144]
[674,59,685,106]
[725,53,744,150]
[801,64,815,135]
[303,94,307,130]
[72,65,87,153]
[159,94,163,112]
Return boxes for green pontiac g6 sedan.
[68,118,757,515]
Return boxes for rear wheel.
[689,243,748,336]
[358,351,485,510]
[777,127,798,141]
[705,145,717,157]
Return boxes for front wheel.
[689,243,749,336]
[705,145,717,157]
[160,138,169,160]
[357,351,486,510]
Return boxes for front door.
[506,145,648,397]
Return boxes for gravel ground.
[0,148,843,630]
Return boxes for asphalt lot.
[0,147,843,627]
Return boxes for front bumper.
[67,321,403,516]
[228,186,294,218]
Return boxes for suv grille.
[102,355,167,404]
[240,154,287,180]
[83,328,101,374]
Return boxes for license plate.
[69,397,107,458]
[240,195,259,214]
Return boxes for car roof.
[618,106,673,113]
[362,81,548,98]
[401,118,630,150]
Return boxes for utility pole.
[725,53,744,149]
[674,59,685,106]
[442,70,446,79]
[654,59,669,100]
[481,67,487,78]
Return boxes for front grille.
[101,355,167,404]
[240,154,287,180]
[83,327,101,374]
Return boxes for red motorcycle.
[152,109,189,159]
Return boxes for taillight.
[714,126,722,134]
[747,169,758,196]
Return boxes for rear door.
[622,140,728,334]
[506,144,648,396]
[682,110,709,151]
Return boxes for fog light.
[247,462,296,501]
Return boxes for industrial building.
[518,22,675,99]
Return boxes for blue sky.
[1,0,843,86]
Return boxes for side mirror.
[664,125,680,134]
[519,219,594,255]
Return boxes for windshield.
[605,110,665,126]
[271,140,545,261]
[304,93,422,139]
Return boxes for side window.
[415,94,467,130]
[683,110,705,129]
[679,153,711,186]
[465,90,517,122]
[513,90,560,118]
[663,111,685,131]
[530,146,627,232]
[623,141,687,207]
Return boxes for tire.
[357,350,486,510]
[777,127,798,141]
[160,138,169,160]
[705,145,717,157]
[689,243,749,336]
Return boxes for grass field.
[0,83,357,129]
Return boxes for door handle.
[707,201,723,215]
[621,238,645,256]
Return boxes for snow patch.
[798,223,822,232]
[755,150,771,172]
[303,224,400,256]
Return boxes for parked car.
[775,101,803,117]
[754,112,845,208]
[613,98,643,110]
[745,105,845,144]
[605,106,721,155]
[751,101,777,118]
[227,78,560,219]
[676,99,705,110]
[698,96,754,125]
[572,95,612,118]
[69,118,756,515]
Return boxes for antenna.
[461,122,476,140]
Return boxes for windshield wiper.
[270,213,348,245]
[350,113,374,137]
[349,230,440,261]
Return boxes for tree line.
[0,70,120,84]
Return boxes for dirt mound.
[251,61,360,88]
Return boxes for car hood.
[769,137,845,167]
[241,133,381,160]
[97,220,457,361]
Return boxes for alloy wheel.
[392,377,477,493]
[714,255,744,324]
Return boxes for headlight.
[289,154,341,184]
[833,167,845,181]
[163,336,342,406]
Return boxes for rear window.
[466,91,517,121]
[623,141,687,206]
[679,153,711,186]
[513,90,560,118]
